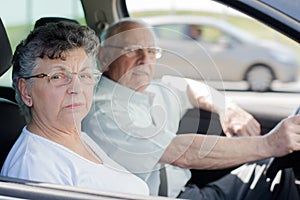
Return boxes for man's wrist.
[260,134,274,158]
[214,97,236,116]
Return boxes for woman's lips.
[65,103,84,109]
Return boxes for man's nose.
[138,49,153,61]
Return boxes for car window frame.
[213,0,300,42]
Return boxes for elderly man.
[83,18,300,199]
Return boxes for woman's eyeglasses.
[22,69,102,87]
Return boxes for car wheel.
[246,65,273,92]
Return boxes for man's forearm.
[160,134,271,169]
[161,115,300,169]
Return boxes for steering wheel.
[265,106,300,180]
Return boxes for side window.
[201,26,222,43]
[201,26,239,46]
[154,23,238,45]
[154,24,186,40]
[127,0,300,93]
[0,0,85,88]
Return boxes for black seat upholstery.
[0,18,26,168]
[34,17,79,29]
[0,99,25,167]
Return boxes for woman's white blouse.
[1,127,149,196]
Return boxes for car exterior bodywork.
[142,15,299,92]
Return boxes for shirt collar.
[97,76,154,105]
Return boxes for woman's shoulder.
[1,128,77,184]
[4,127,77,169]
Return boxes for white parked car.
[143,15,299,92]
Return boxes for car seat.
[0,18,26,168]
[34,16,79,29]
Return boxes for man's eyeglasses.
[22,69,102,87]
[104,45,162,59]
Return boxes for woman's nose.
[67,75,82,94]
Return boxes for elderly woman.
[0,22,149,195]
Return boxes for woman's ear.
[18,78,32,107]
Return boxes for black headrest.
[34,17,79,29]
[0,18,13,77]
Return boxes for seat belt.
[158,164,168,196]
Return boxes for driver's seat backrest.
[0,18,26,168]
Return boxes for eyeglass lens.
[48,70,101,86]
[125,47,162,59]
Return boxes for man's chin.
[131,80,151,93]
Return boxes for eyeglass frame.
[21,69,102,87]
[103,45,162,59]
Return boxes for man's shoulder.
[147,79,183,97]
[149,80,174,91]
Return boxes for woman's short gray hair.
[12,21,99,122]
